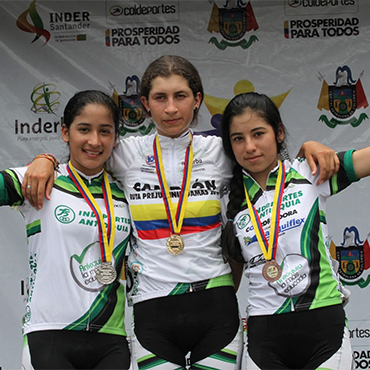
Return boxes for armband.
[32,153,59,169]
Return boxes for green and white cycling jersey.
[233,150,359,317]
[0,164,131,336]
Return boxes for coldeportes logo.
[317,66,368,128]
[330,226,370,288]
[16,0,51,45]
[207,0,259,50]
[109,79,154,136]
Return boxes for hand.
[297,141,339,185]
[21,158,55,209]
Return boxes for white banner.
[1,1,370,369]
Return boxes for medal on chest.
[153,134,193,255]
[67,162,117,285]
[244,160,285,282]
[95,262,117,285]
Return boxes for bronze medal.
[96,262,117,285]
[166,234,184,255]
[262,260,282,282]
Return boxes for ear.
[194,91,202,110]
[113,133,119,148]
[61,124,69,143]
[141,96,150,112]
[277,123,285,143]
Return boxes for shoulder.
[193,134,232,175]
[107,134,155,174]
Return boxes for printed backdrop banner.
[1,0,370,369]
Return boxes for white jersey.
[107,131,234,305]
[233,151,358,317]
[0,164,131,336]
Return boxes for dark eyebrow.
[230,126,267,137]
[152,89,190,96]
[75,122,113,128]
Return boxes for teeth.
[85,150,100,155]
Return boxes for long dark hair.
[220,92,287,263]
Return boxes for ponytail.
[222,163,246,264]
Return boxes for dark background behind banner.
[1,1,370,369]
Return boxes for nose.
[244,137,257,153]
[87,131,100,146]
[164,98,178,114]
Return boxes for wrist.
[32,153,59,169]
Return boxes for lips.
[84,149,102,157]
[245,155,261,162]
[164,118,181,125]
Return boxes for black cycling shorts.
[247,304,345,369]
[133,286,240,368]
[27,330,130,369]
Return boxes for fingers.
[316,151,339,185]
[306,155,318,177]
[22,158,55,209]
[23,177,46,209]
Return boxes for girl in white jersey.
[0,91,131,369]
[221,92,370,370]
[22,56,340,370]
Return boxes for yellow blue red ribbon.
[243,160,285,261]
[153,133,193,236]
[67,162,116,263]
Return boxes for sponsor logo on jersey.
[55,205,76,224]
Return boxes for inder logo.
[16,0,51,45]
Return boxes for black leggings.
[247,304,345,370]
[133,286,240,367]
[27,330,130,369]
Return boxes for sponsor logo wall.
[0,0,369,368]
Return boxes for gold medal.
[96,262,117,285]
[262,260,282,282]
[166,234,185,255]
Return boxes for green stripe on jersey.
[26,219,41,237]
[55,175,126,201]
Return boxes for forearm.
[352,146,370,179]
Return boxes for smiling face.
[230,109,284,188]
[141,74,202,138]
[62,103,117,176]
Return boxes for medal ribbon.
[153,133,193,235]
[67,162,116,263]
[243,160,285,261]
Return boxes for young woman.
[221,91,370,369]
[1,90,131,369]
[22,56,339,370]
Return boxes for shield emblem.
[218,7,246,41]
[336,245,364,280]
[329,85,357,119]
[118,94,145,128]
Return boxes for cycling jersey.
[0,164,131,336]
[233,150,358,317]
[107,131,234,305]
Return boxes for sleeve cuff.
[344,149,360,183]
